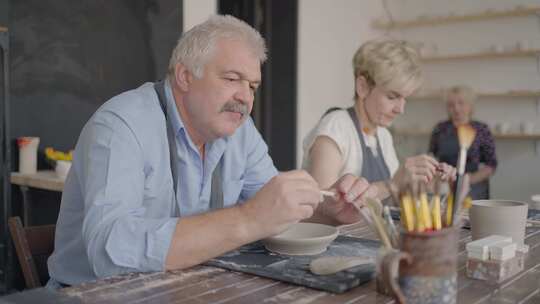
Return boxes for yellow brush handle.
[401,195,415,232]
[432,196,442,230]
[414,199,425,232]
[446,193,454,226]
[420,193,432,230]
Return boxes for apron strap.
[153,80,224,214]
[346,107,391,182]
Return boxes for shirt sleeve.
[79,110,178,278]
[477,123,498,169]
[240,118,278,200]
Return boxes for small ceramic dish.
[261,222,339,256]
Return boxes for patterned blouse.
[429,120,498,173]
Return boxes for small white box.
[517,244,529,254]
[489,240,516,261]
[466,235,512,251]
[468,250,489,260]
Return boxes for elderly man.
[47,15,374,288]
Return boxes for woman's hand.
[392,154,439,185]
[317,174,378,225]
[436,162,456,181]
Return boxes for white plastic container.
[17,137,40,174]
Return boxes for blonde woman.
[429,85,497,200]
[302,39,454,224]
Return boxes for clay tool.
[310,256,374,275]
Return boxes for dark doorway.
[219,0,298,171]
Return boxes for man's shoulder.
[97,82,161,120]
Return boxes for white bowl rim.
[267,222,338,242]
[472,199,528,207]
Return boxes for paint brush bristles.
[456,125,476,175]
[452,124,476,225]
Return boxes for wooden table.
[59,222,540,304]
[10,171,65,225]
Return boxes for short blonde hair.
[352,39,423,97]
[445,85,477,105]
[168,15,267,79]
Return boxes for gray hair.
[445,85,477,105]
[353,39,423,98]
[168,14,267,79]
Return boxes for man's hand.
[317,174,378,225]
[241,170,321,239]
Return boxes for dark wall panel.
[10,0,181,153]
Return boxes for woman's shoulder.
[471,120,490,130]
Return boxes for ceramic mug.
[470,200,528,246]
[378,228,459,304]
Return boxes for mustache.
[220,101,249,117]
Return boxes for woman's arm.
[469,164,494,184]
[306,136,343,189]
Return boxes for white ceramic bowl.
[55,160,72,179]
[470,200,528,245]
[261,222,339,256]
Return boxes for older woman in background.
[429,85,497,200]
[302,39,455,225]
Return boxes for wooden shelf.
[411,91,540,101]
[10,171,65,192]
[0,26,7,33]
[373,6,540,30]
[393,130,540,140]
[421,49,540,63]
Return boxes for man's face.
[182,38,261,141]
[364,85,411,128]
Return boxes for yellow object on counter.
[45,147,73,161]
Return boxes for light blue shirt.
[47,81,278,285]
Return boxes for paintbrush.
[383,206,399,248]
[365,198,393,248]
[411,182,425,232]
[452,124,476,225]
[452,174,471,227]
[431,177,442,230]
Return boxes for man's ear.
[355,75,369,100]
[173,63,193,92]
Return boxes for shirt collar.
[164,79,185,137]
[163,79,229,156]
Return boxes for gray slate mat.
[206,235,379,293]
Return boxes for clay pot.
[470,200,528,245]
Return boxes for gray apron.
[154,80,223,216]
[433,125,489,200]
[345,108,391,183]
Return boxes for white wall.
[183,0,216,31]
[297,0,383,164]
[297,0,540,204]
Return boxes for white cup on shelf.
[496,122,511,134]
[55,160,72,180]
[18,137,40,175]
[521,122,535,134]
